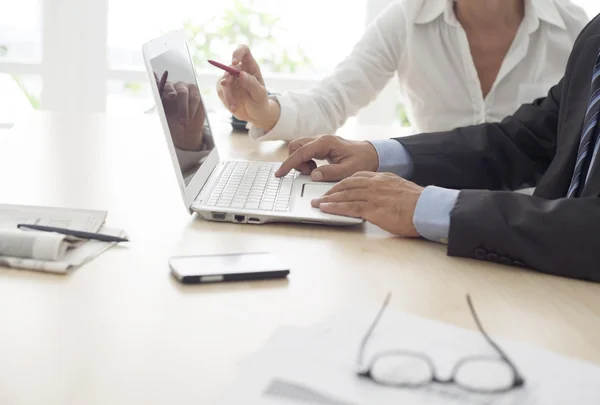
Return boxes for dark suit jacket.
[396,16,600,282]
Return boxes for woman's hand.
[216,45,281,131]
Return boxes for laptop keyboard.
[206,162,297,212]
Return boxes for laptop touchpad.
[301,183,333,200]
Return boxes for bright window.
[0,0,41,63]
[108,0,364,74]
[107,0,366,114]
[9,0,598,128]
[0,0,41,125]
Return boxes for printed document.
[217,308,600,405]
[0,204,122,274]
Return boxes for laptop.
[142,30,362,227]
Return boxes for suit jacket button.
[499,256,512,265]
[486,253,499,262]
[474,248,487,259]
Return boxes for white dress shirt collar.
[414,0,567,30]
[413,0,458,26]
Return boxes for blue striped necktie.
[567,51,600,198]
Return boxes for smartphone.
[208,59,241,77]
[169,252,290,284]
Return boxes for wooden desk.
[0,112,599,405]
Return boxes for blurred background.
[1,0,599,130]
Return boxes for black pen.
[17,224,129,243]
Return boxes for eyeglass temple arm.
[466,295,525,381]
[356,292,392,369]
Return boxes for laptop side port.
[234,215,245,223]
[248,217,261,224]
[212,212,227,221]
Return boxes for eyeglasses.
[355,293,525,393]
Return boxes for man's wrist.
[406,186,424,238]
[361,141,380,172]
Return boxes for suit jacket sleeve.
[396,79,562,191]
[387,16,600,281]
[449,191,600,282]
[393,76,600,280]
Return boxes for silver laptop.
[142,30,362,227]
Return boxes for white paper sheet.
[217,309,600,405]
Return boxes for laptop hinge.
[194,162,222,203]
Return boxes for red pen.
[208,60,241,77]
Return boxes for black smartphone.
[169,252,290,284]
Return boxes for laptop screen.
[149,44,215,185]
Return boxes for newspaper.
[0,204,123,274]
[0,228,81,261]
[0,227,126,274]
[0,204,106,231]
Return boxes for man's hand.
[311,172,424,237]
[275,135,380,181]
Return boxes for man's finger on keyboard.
[276,138,331,177]
[295,160,317,175]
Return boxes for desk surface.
[1,112,599,405]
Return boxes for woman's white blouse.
[249,0,589,141]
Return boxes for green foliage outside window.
[184,0,311,73]
[125,0,313,96]
[396,102,411,127]
[0,45,41,109]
